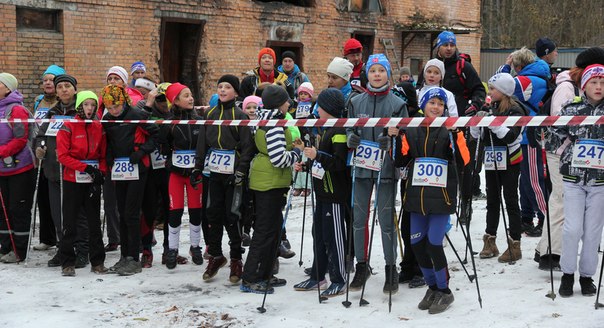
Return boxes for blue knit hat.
[42,65,65,79]
[130,61,146,75]
[419,87,448,111]
[436,31,456,49]
[366,54,391,78]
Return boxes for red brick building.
[0,0,481,108]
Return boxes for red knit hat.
[258,48,276,65]
[343,38,363,56]
[165,82,188,104]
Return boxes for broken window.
[255,0,315,7]
[16,7,61,32]
[349,0,382,12]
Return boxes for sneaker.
[190,246,204,265]
[293,278,327,291]
[580,276,597,296]
[165,249,178,269]
[33,243,55,251]
[321,282,346,297]
[91,264,109,274]
[202,256,227,281]
[62,266,76,277]
[349,262,371,290]
[117,257,142,276]
[409,275,427,288]
[229,259,243,283]
[418,287,437,310]
[141,250,153,268]
[559,273,574,297]
[241,233,251,247]
[278,241,296,259]
[428,290,454,314]
[538,255,561,272]
[240,280,274,294]
[0,251,18,263]
[75,253,89,269]
[104,243,119,252]
[268,276,287,287]
[292,189,302,196]
[47,252,61,267]
[109,257,128,273]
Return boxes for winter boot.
[62,266,76,277]
[229,259,243,283]
[409,275,427,288]
[349,262,371,290]
[279,240,296,259]
[117,257,142,276]
[47,252,62,267]
[580,276,596,296]
[382,265,399,294]
[559,273,574,297]
[479,234,499,259]
[0,251,18,263]
[538,254,561,271]
[75,253,89,269]
[203,255,227,281]
[428,289,454,314]
[418,286,437,310]
[141,249,153,268]
[108,256,127,273]
[190,246,204,265]
[165,249,178,269]
[91,264,109,274]
[497,237,522,263]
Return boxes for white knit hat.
[423,59,445,78]
[0,73,18,92]
[488,73,516,97]
[327,57,354,81]
[106,66,129,85]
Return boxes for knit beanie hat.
[420,87,448,110]
[53,74,77,90]
[581,64,604,90]
[165,83,188,104]
[535,38,557,58]
[156,82,171,97]
[130,61,146,75]
[317,88,345,118]
[366,53,392,78]
[106,66,129,85]
[242,95,262,110]
[343,38,363,56]
[282,51,296,62]
[423,59,445,79]
[75,90,99,118]
[488,73,516,97]
[217,74,240,94]
[261,85,290,109]
[101,85,130,106]
[134,78,156,91]
[436,31,456,49]
[258,48,276,65]
[43,65,65,79]
[297,82,314,98]
[400,67,411,76]
[575,47,604,69]
[327,57,354,81]
[0,73,18,92]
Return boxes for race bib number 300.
[572,139,604,169]
[411,157,448,188]
[172,150,195,169]
[75,160,99,183]
[347,140,383,172]
[208,149,235,174]
[45,115,71,136]
[111,157,139,181]
[484,146,507,171]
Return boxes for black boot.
[382,265,399,294]
[579,276,596,296]
[349,262,370,290]
[559,273,574,297]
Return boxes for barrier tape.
[1,116,604,128]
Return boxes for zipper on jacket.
[218,106,224,149]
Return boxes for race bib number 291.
[347,140,383,172]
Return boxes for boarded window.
[16,7,61,32]
[256,0,315,7]
[349,0,382,12]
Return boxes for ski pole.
[298,160,310,267]
[25,156,44,263]
[0,188,20,262]
[539,130,556,300]
[388,134,398,313]
[307,154,326,303]
[595,250,604,309]
[342,149,356,308]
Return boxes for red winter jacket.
[56,119,107,183]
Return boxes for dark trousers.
[461,135,483,200]
[49,179,89,254]
[309,200,347,284]
[103,177,120,244]
[36,172,56,246]
[519,144,548,225]
[0,169,35,259]
[60,181,105,267]
[399,179,422,277]
[242,188,288,283]
[141,168,169,251]
[114,168,148,261]
[206,175,242,260]
[485,164,522,240]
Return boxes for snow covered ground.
[2,188,604,328]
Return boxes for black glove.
[84,165,104,185]
[464,103,479,117]
[129,150,145,164]
[347,133,361,149]
[228,171,246,186]
[526,127,542,148]
[377,135,390,151]
[190,169,203,189]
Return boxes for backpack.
[538,81,580,116]
[456,55,471,100]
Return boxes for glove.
[475,110,490,117]
[526,127,541,148]
[489,126,509,139]
[190,169,203,189]
[377,135,390,151]
[464,104,479,117]
[347,133,361,149]
[129,150,145,164]
[35,147,46,160]
[84,165,104,185]
[228,171,246,187]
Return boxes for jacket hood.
[277,64,301,76]
[556,70,572,85]
[0,90,24,107]
[519,59,551,80]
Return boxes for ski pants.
[140,167,169,251]
[205,174,242,260]
[0,169,34,260]
[114,168,147,261]
[485,163,522,240]
[519,144,548,224]
[167,172,202,250]
[410,213,449,289]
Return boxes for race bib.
[411,157,448,188]
[295,102,312,119]
[484,146,507,171]
[347,140,383,172]
[202,152,211,177]
[311,160,325,180]
[111,157,139,181]
[172,150,196,169]
[208,149,235,174]
[350,79,361,87]
[571,139,604,169]
[75,160,99,183]
[45,115,71,136]
[35,107,49,120]
[151,149,166,170]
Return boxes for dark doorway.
[265,41,305,72]
[351,31,375,64]
[160,19,204,105]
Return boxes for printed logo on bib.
[311,160,325,180]
[151,149,166,170]
[45,115,71,136]
[208,149,235,174]
[572,139,604,169]
[35,108,49,120]
[350,79,361,87]
[111,157,139,181]
[202,152,211,177]
[75,160,99,183]
[411,157,448,188]
[347,140,383,172]
[295,102,312,119]
[484,146,507,171]
[172,150,195,169]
